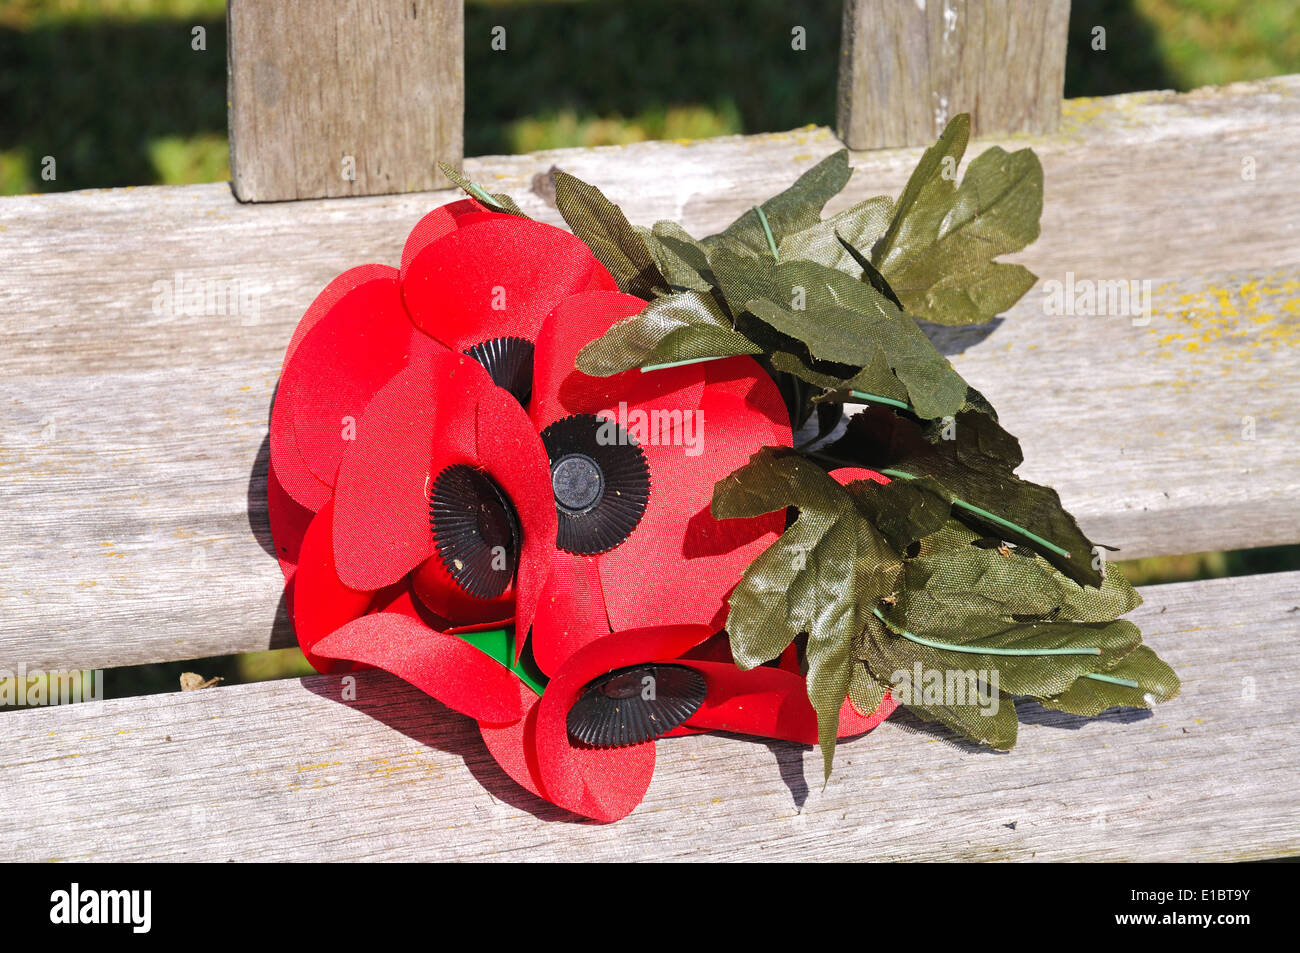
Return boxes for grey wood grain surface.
[227,0,463,201]
[1,78,1298,673]
[837,0,1071,149]
[2,570,1295,861]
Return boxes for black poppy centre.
[430,464,521,599]
[464,336,534,406]
[567,663,707,747]
[539,414,650,555]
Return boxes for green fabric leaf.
[871,593,1140,700]
[710,251,968,420]
[703,149,854,258]
[904,695,1020,750]
[778,195,894,271]
[836,233,903,309]
[1063,563,1143,622]
[848,661,888,717]
[638,223,715,292]
[870,114,1043,326]
[552,171,670,300]
[816,347,913,409]
[1041,646,1181,716]
[769,350,844,390]
[712,448,900,779]
[438,162,530,218]
[828,409,1106,586]
[746,298,885,367]
[890,528,1135,636]
[574,290,760,376]
[850,517,1163,747]
[845,474,951,551]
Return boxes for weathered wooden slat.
[837,0,1071,149]
[227,0,463,201]
[1,78,1298,672]
[2,571,1295,862]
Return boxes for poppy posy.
[267,199,894,821]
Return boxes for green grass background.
[1,0,1297,695]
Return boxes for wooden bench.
[2,1,1297,861]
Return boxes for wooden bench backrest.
[226,0,1070,201]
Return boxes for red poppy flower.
[526,289,793,675]
[478,623,894,822]
[267,199,614,649]
[268,197,614,523]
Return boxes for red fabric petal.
[332,354,438,589]
[582,267,620,293]
[403,218,609,352]
[472,375,557,653]
[284,270,437,486]
[404,354,553,637]
[530,550,611,677]
[534,624,712,821]
[682,661,894,743]
[269,379,332,512]
[266,460,316,584]
[830,467,890,487]
[293,500,374,673]
[402,356,517,625]
[703,355,795,446]
[478,683,545,800]
[312,613,524,723]
[398,199,497,280]
[598,387,791,633]
[410,553,516,629]
[530,290,705,430]
[283,264,398,369]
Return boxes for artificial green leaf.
[778,195,894,271]
[769,349,844,390]
[574,290,760,376]
[638,223,714,292]
[836,233,903,309]
[890,532,1088,635]
[868,602,1141,701]
[904,695,1020,749]
[712,448,900,778]
[827,408,1106,586]
[709,251,969,420]
[746,298,886,367]
[845,475,951,551]
[870,115,1043,326]
[438,162,529,218]
[703,149,854,257]
[815,346,912,409]
[553,172,670,300]
[1041,646,1181,716]
[871,114,971,274]
[848,660,887,716]
[1060,563,1143,621]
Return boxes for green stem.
[873,608,1142,690]
[754,205,779,260]
[879,469,1072,560]
[465,180,506,211]
[848,390,913,411]
[1082,671,1141,689]
[639,355,727,373]
[872,607,1102,657]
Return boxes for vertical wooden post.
[227,0,464,202]
[836,0,1070,150]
